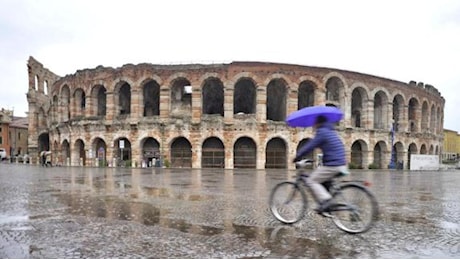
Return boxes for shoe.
[315,199,332,213]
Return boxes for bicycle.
[269,159,379,234]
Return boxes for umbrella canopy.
[286,105,344,127]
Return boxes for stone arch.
[351,86,369,128]
[202,137,225,168]
[429,145,434,155]
[38,133,50,153]
[421,101,429,131]
[61,139,70,165]
[265,137,287,169]
[420,144,427,154]
[324,73,346,108]
[92,137,107,167]
[170,77,192,117]
[73,88,86,117]
[74,139,86,166]
[407,143,418,169]
[266,78,287,121]
[374,90,389,129]
[296,138,314,159]
[170,137,192,168]
[392,94,405,132]
[141,137,160,167]
[351,139,368,169]
[234,137,257,169]
[373,141,387,169]
[202,77,224,116]
[142,79,160,117]
[296,138,314,168]
[91,85,107,117]
[394,141,404,167]
[115,81,131,116]
[234,77,257,115]
[298,80,316,109]
[114,137,132,166]
[430,104,436,133]
[408,97,420,132]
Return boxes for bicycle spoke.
[330,183,378,234]
[269,182,307,224]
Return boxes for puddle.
[56,193,221,236]
[0,215,29,225]
[440,220,459,229]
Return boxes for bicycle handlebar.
[295,159,314,169]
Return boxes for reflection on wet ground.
[0,164,459,258]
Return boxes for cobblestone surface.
[0,163,459,258]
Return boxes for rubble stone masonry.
[26,57,444,169]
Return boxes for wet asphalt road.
[0,163,459,258]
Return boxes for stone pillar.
[106,92,115,121]
[85,94,93,117]
[191,83,202,124]
[367,99,374,129]
[192,146,201,169]
[159,85,170,119]
[131,139,140,168]
[256,85,266,123]
[70,141,76,166]
[387,101,393,131]
[226,145,234,169]
[130,88,140,122]
[400,105,408,132]
[415,106,422,133]
[287,84,298,116]
[315,87,326,106]
[257,142,266,169]
[224,83,234,125]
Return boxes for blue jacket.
[296,123,346,166]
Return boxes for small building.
[442,129,460,162]
[0,108,29,159]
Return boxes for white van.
[0,148,6,160]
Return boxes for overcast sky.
[1,0,459,131]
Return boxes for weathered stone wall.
[26,58,445,169]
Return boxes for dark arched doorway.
[202,137,225,168]
[234,137,256,168]
[265,138,287,169]
[171,137,192,168]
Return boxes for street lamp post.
[388,120,396,169]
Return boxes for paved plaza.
[0,162,459,258]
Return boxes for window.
[0,137,2,144]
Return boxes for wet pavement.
[0,163,459,258]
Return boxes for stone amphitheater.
[26,57,444,170]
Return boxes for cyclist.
[293,115,348,213]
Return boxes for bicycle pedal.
[320,212,333,218]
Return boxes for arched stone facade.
[26,57,445,169]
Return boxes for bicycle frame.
[270,159,378,233]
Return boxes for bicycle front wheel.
[269,181,307,224]
[329,183,378,234]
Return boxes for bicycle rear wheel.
[269,181,307,224]
[329,183,378,234]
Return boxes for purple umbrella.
[286,105,344,127]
